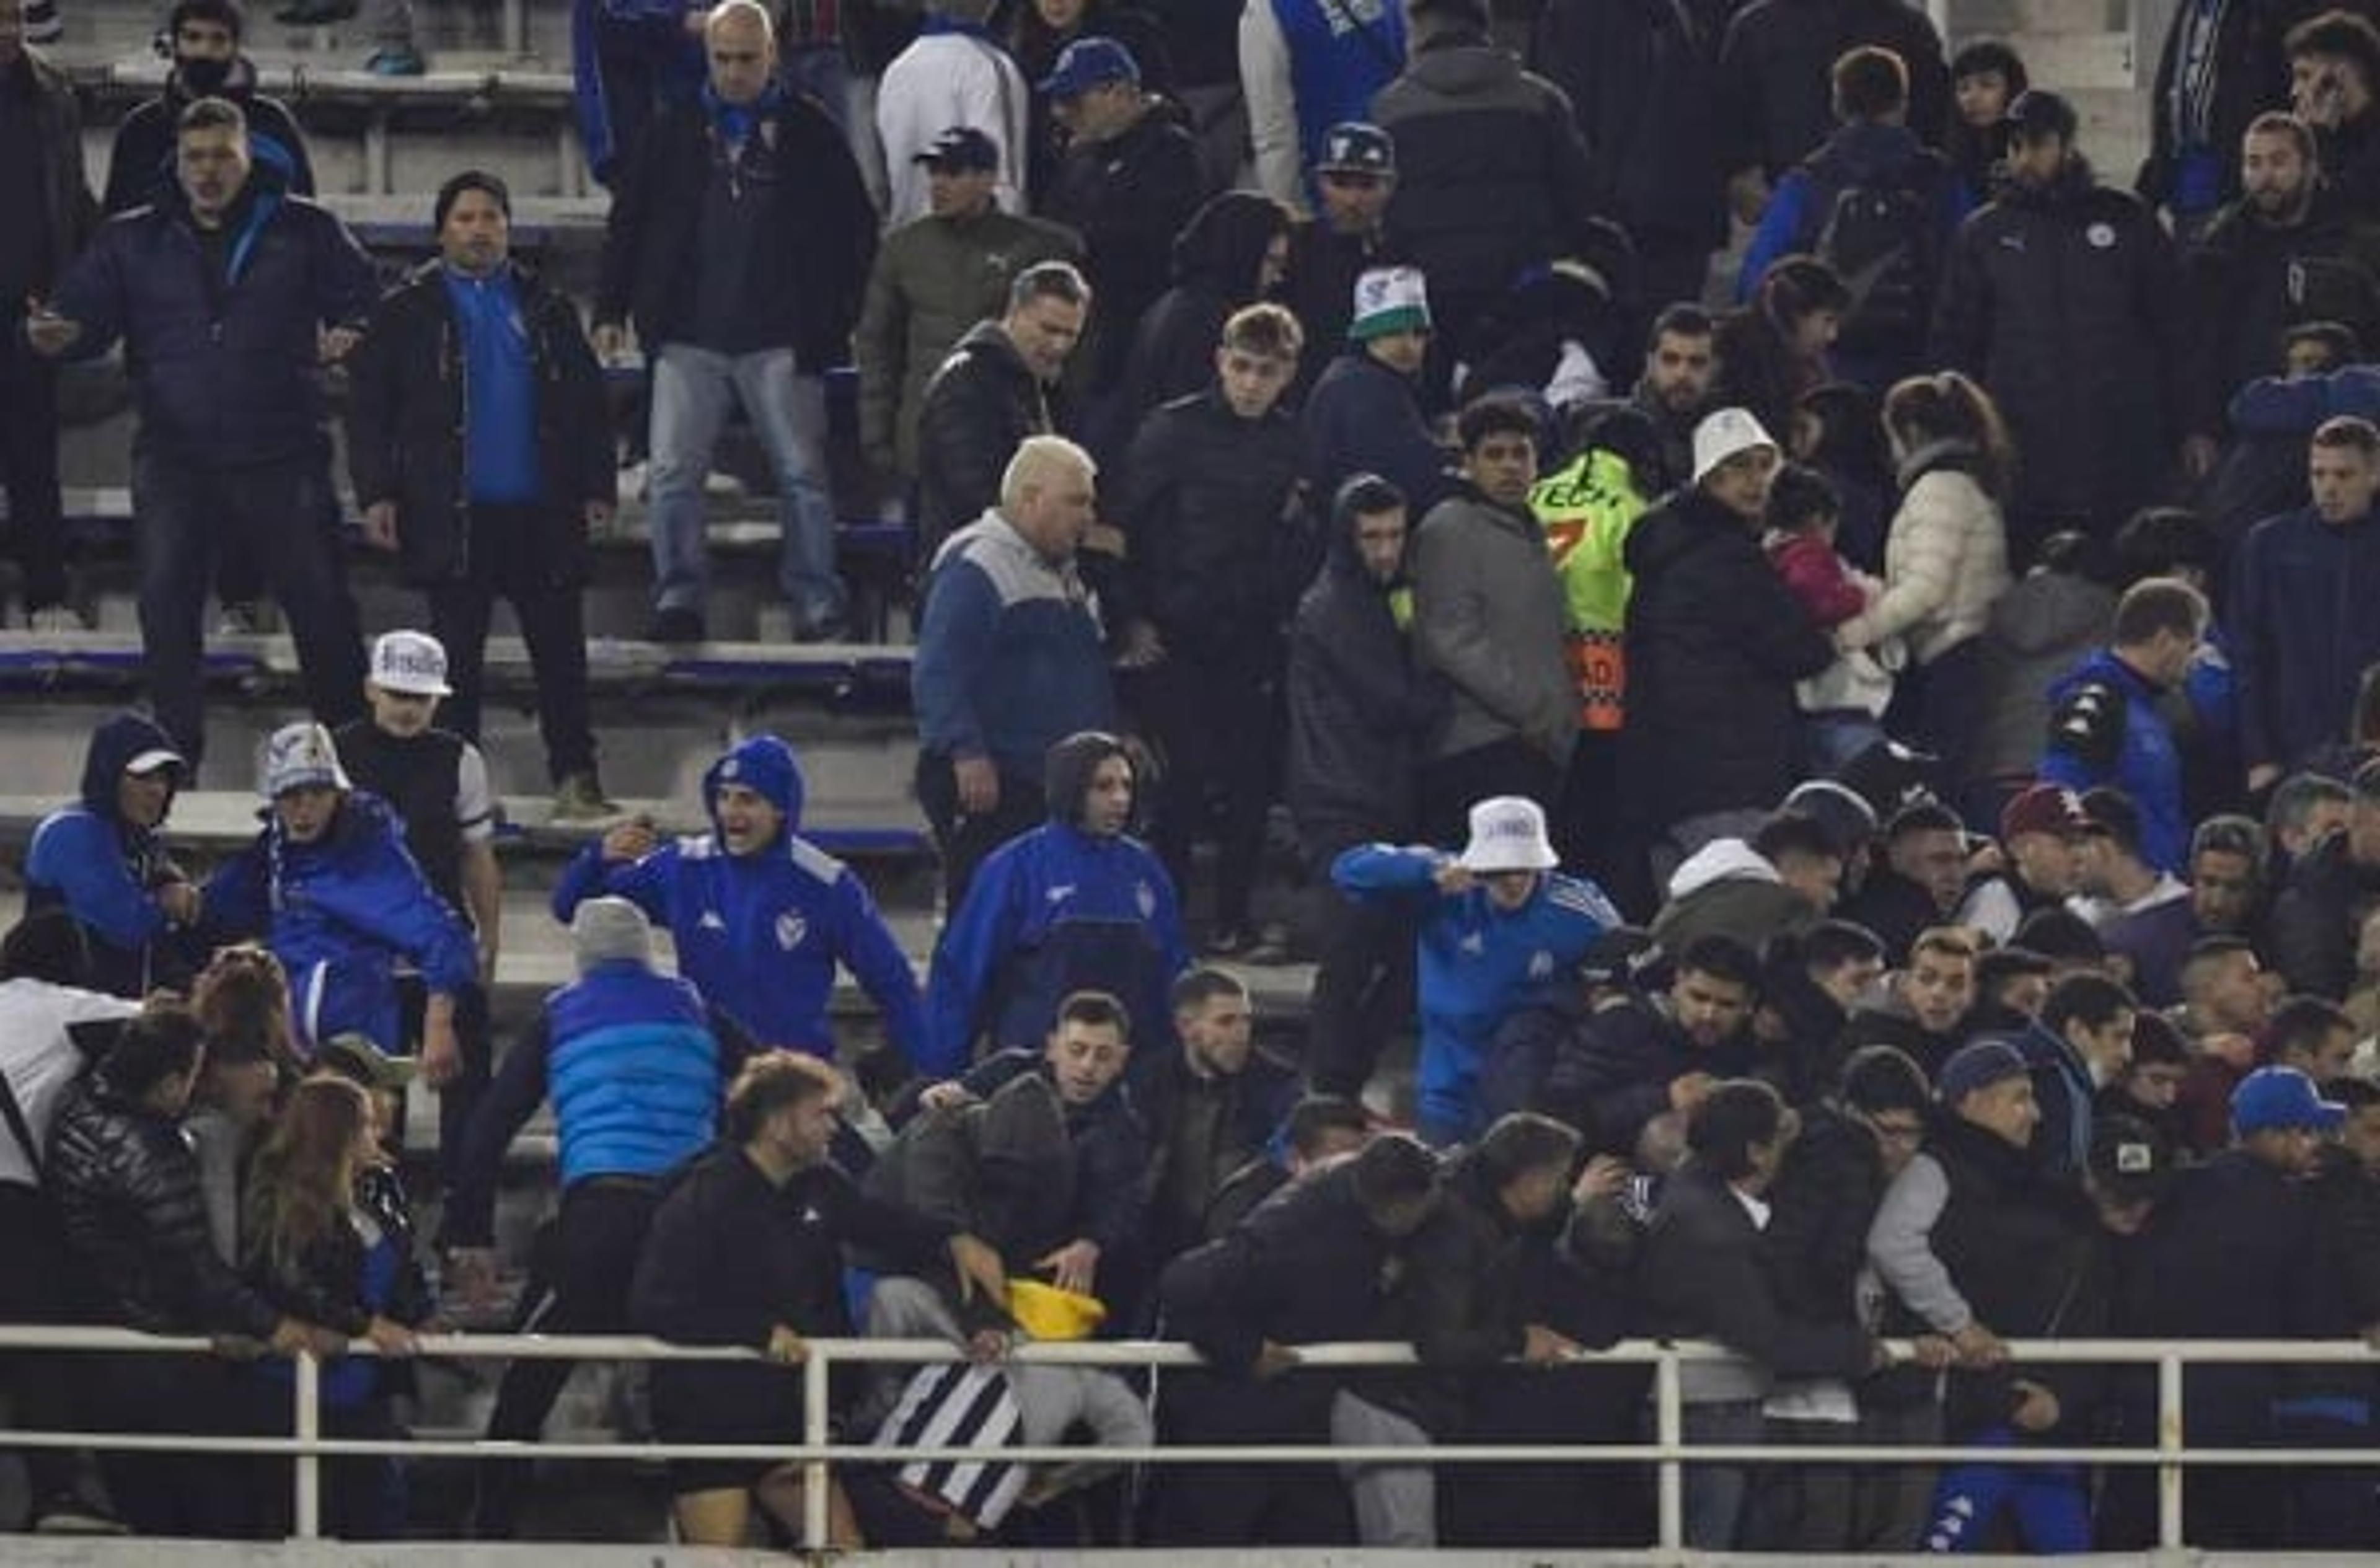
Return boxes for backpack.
[1807,154,1940,353]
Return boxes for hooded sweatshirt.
[26,714,191,998]
[1649,837,1822,958]
[200,791,478,1057]
[552,734,939,1072]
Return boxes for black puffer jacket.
[1285,486,1445,857]
[1042,108,1204,394]
[1762,1103,1884,1326]
[2270,829,2380,1000]
[345,262,614,587]
[1716,0,1948,179]
[1530,0,1722,249]
[1116,384,1308,653]
[1931,159,2181,526]
[912,320,1057,558]
[2179,190,2380,439]
[1372,35,1600,338]
[595,87,875,370]
[46,1068,281,1338]
[1620,488,1835,827]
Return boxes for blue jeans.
[648,342,846,632]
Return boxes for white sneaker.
[27,604,90,634]
[617,460,649,503]
[703,469,746,498]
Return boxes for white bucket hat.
[1691,407,1779,487]
[1459,796,1559,873]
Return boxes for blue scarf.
[702,77,787,149]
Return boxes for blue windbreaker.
[201,791,478,1055]
[1333,843,1619,1145]
[551,734,937,1071]
[924,821,1191,1071]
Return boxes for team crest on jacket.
[1529,950,1554,980]
[2086,222,2115,249]
[721,759,741,780]
[1135,881,1156,920]
[776,912,807,951]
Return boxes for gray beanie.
[571,896,653,974]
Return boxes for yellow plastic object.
[1004,1279,1108,1341]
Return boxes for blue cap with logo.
[2231,1065,2347,1137]
[1039,36,1139,99]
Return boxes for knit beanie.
[571,896,654,974]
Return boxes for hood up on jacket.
[78,713,185,827]
[1170,189,1288,302]
[1665,837,1781,901]
[704,733,808,846]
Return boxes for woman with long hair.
[1832,371,2016,798]
[244,1075,425,1538]
[185,943,295,1262]
[1712,255,1849,440]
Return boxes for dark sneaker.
[551,772,619,823]
[645,607,706,645]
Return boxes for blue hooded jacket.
[1332,843,1619,1145]
[201,791,478,1055]
[551,734,938,1072]
[925,821,1191,1075]
[26,713,191,998]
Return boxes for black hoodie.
[25,713,191,998]
[1285,488,1446,858]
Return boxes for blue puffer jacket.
[924,820,1191,1070]
[25,713,190,998]
[49,170,378,466]
[552,734,937,1070]
[1332,843,1619,1146]
[443,963,749,1249]
[547,964,725,1188]
[201,791,478,1055]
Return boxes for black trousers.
[0,1183,79,1505]
[0,325,67,611]
[915,749,1043,914]
[1302,846,1417,1098]
[426,505,599,785]
[1148,651,1279,932]
[133,444,366,764]
[1419,736,1562,851]
[475,1179,662,1536]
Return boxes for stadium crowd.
[8,0,2380,1549]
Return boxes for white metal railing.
[2,1326,2376,1551]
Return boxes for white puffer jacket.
[1836,441,2011,666]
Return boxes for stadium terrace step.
[0,630,917,710]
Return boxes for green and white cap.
[1351,265,1430,341]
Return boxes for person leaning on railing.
[630,1050,1006,1548]
[45,1004,346,1538]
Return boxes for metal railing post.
[295,1349,322,1540]
[2157,1352,2184,1549]
[1655,1347,1684,1551]
[803,1342,831,1550]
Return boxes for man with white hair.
[1333,795,1620,1145]
[914,434,1117,905]
[594,0,877,644]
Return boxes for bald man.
[594,0,878,645]
[913,436,1119,904]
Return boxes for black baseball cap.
[912,125,1000,171]
[2005,89,2078,142]
[1318,121,1395,176]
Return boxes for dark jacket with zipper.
[2229,502,2380,774]
[1620,487,1836,828]
[50,171,377,467]
[1716,0,1948,179]
[4,48,94,297]
[1530,0,1722,249]
[101,56,316,214]
[914,319,1057,559]
[596,86,875,371]
[1930,157,2181,525]
[345,260,614,587]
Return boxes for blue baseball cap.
[2231,1065,2347,1137]
[1039,36,1139,99]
